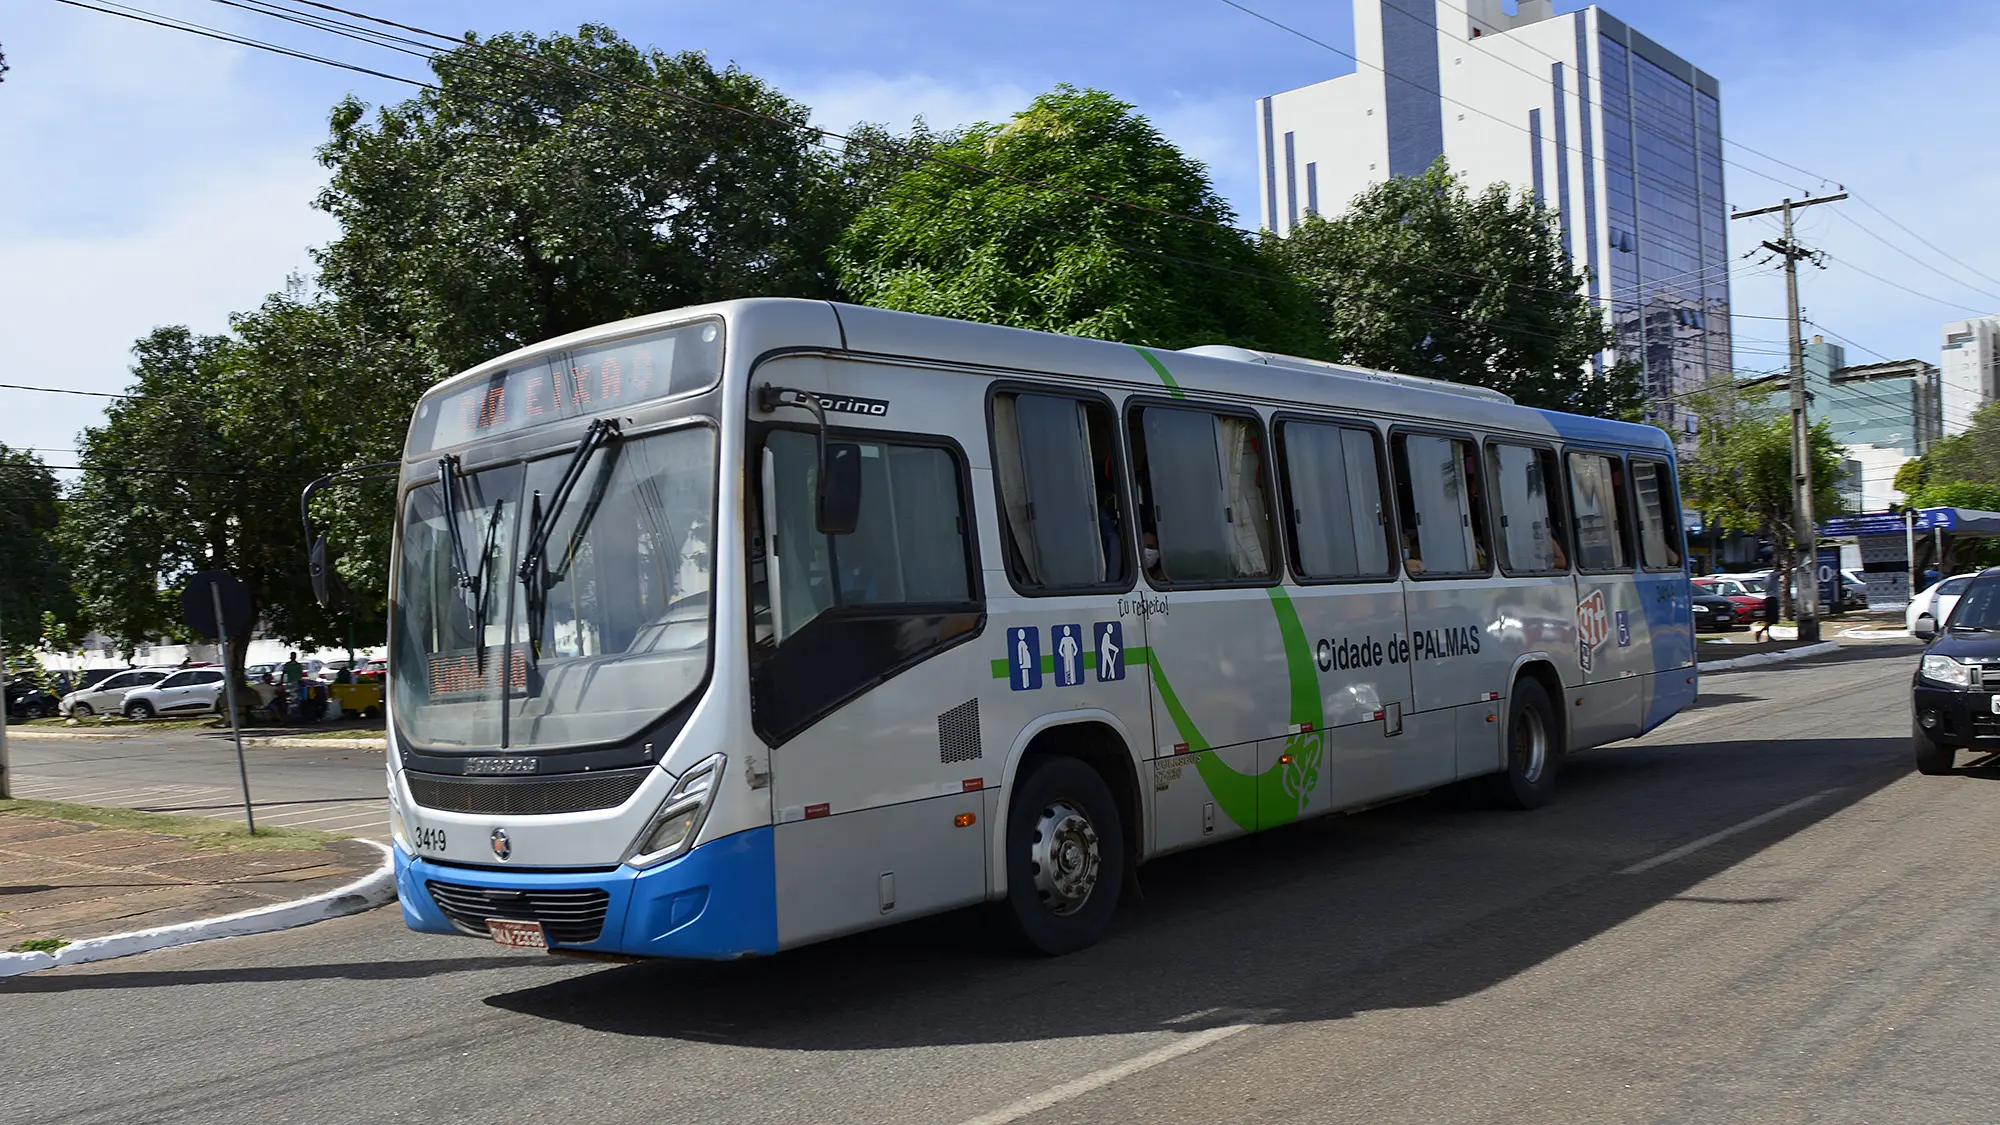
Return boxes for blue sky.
[4,0,1997,462]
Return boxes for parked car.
[1694,576,1766,618]
[60,667,175,717]
[120,668,229,720]
[1911,567,2000,773]
[6,679,60,720]
[1907,573,1978,636]
[1691,592,1739,633]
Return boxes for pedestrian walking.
[1752,586,1780,642]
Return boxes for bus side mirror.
[1914,616,1937,640]
[309,534,330,608]
[818,443,862,536]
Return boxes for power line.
[0,381,210,406]
[1821,255,1990,317]
[1827,210,2000,306]
[1853,194,2000,292]
[49,0,430,88]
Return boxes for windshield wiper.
[517,418,622,665]
[437,456,505,667]
[1949,622,1989,632]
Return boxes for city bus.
[382,298,1695,959]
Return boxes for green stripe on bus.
[990,646,1152,679]
[1131,347,1186,400]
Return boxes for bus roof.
[421,298,1673,458]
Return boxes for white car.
[1908,573,1979,635]
[60,667,175,717]
[120,667,229,719]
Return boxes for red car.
[1693,576,1766,617]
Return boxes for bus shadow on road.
[485,734,1911,1048]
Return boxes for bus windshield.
[391,424,717,751]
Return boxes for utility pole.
[1733,192,1846,644]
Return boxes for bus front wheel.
[1003,756,1125,956]
[1484,679,1561,810]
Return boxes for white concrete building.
[1940,314,2000,435]
[1258,0,1731,434]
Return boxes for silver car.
[60,667,174,717]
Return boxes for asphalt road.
[6,729,388,837]
[7,640,1998,1125]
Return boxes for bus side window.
[991,391,1129,591]
[1276,420,1392,579]
[1567,451,1634,572]
[1486,442,1570,574]
[1630,458,1684,571]
[1392,432,1490,577]
[757,429,976,642]
[1127,405,1277,585]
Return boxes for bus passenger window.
[1391,433,1490,577]
[1567,452,1634,572]
[1631,459,1683,570]
[1276,421,1392,579]
[991,392,1129,591]
[1487,443,1570,573]
[758,430,975,641]
[1127,406,1277,585]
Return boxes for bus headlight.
[1921,654,1977,689]
[626,754,724,869]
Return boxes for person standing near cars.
[281,652,305,713]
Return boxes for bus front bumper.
[394,827,779,960]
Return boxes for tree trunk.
[1777,543,1795,623]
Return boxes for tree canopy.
[314,25,843,380]
[0,445,71,651]
[1264,160,1642,417]
[836,86,1322,354]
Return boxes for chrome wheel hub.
[1513,706,1548,783]
[1029,800,1101,916]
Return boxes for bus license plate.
[486,919,547,949]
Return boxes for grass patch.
[0,798,343,853]
[10,937,69,954]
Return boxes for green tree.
[314,25,839,379]
[1265,160,1643,418]
[1681,380,1846,618]
[835,85,1321,353]
[0,445,72,651]
[59,323,365,689]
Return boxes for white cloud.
[0,156,334,458]
[786,71,1037,137]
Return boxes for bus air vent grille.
[405,768,651,816]
[938,699,982,763]
[424,882,609,944]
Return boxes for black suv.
[1912,567,2000,773]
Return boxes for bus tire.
[1483,678,1561,810]
[1913,726,1956,775]
[1003,755,1125,957]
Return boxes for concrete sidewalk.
[0,806,379,953]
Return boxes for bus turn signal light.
[954,812,976,827]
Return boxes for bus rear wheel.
[1003,756,1125,956]
[1484,679,1561,810]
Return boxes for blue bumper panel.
[394,826,779,960]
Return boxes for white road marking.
[954,1022,1257,1125]
[1619,789,1841,875]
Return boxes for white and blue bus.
[383,298,1694,958]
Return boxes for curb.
[3,728,143,740]
[0,840,396,978]
[1697,640,1843,673]
[239,737,386,751]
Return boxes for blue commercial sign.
[1820,508,1956,537]
[1817,548,1842,608]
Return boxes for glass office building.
[1261,2,1732,436]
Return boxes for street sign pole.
[210,584,256,834]
[0,601,11,800]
